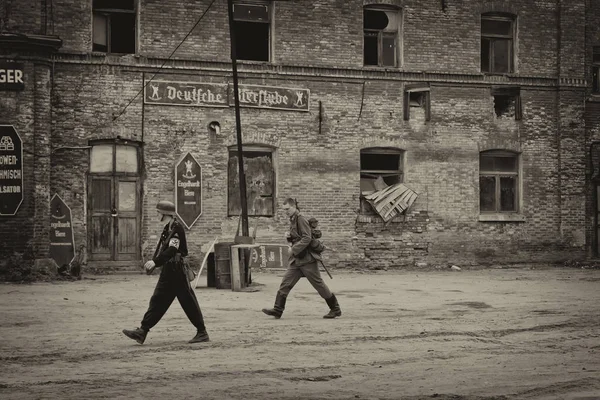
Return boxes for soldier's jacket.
[288,212,321,266]
[153,219,188,267]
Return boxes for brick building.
[0,0,597,272]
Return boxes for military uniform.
[123,215,208,344]
[263,210,341,319]
[139,219,207,333]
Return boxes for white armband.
[168,238,180,249]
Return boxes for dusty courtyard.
[0,267,599,400]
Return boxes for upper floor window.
[593,46,600,94]
[233,1,271,62]
[363,6,400,67]
[481,13,515,74]
[93,0,136,54]
[404,84,431,122]
[479,150,519,213]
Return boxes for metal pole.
[227,0,249,238]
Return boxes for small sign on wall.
[175,152,202,229]
[249,244,289,269]
[0,63,25,91]
[0,125,23,216]
[49,194,75,268]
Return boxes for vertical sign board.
[49,194,75,268]
[0,125,23,216]
[175,152,202,229]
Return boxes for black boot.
[189,330,210,344]
[122,327,148,344]
[262,292,287,319]
[323,294,342,319]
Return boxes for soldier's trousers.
[278,261,332,299]
[141,262,206,332]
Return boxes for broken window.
[233,1,271,62]
[593,46,600,94]
[93,0,136,54]
[492,86,522,120]
[481,13,515,74]
[364,6,400,67]
[403,84,430,121]
[228,146,275,217]
[360,147,404,213]
[479,150,519,213]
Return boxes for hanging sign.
[0,125,23,216]
[49,194,75,268]
[175,152,202,229]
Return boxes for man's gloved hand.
[144,260,156,275]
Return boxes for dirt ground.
[1,267,599,400]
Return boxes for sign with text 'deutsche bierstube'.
[175,152,202,229]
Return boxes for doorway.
[87,141,141,262]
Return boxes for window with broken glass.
[479,151,519,213]
[363,6,400,67]
[228,146,275,217]
[481,13,515,74]
[593,46,600,94]
[360,148,404,213]
[93,0,136,54]
[233,1,271,62]
[492,86,522,120]
[403,85,430,121]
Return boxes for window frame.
[227,145,276,217]
[92,0,137,54]
[491,86,522,120]
[89,140,141,177]
[403,85,431,121]
[359,147,405,214]
[479,150,520,215]
[363,5,401,68]
[232,0,272,62]
[481,13,516,75]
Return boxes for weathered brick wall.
[49,0,562,74]
[1,0,593,270]
[584,0,600,256]
[0,0,41,34]
[0,61,52,262]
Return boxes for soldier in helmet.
[122,200,209,345]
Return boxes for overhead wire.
[22,0,218,157]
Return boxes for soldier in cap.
[262,198,342,319]
[122,200,209,344]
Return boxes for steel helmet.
[156,200,176,216]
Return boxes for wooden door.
[88,176,140,261]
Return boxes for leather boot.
[189,330,210,344]
[122,327,148,344]
[262,291,287,319]
[323,294,342,319]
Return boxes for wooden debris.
[364,182,418,222]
